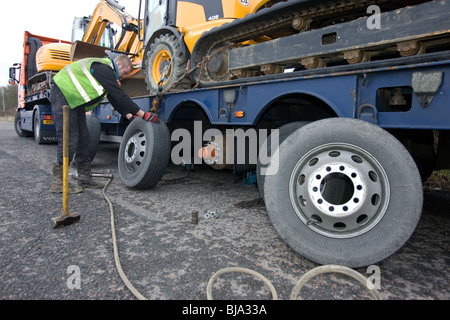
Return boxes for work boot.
[76,162,105,189]
[50,163,83,194]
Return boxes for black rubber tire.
[86,115,101,161]
[144,34,192,96]
[33,110,44,144]
[14,111,32,137]
[264,118,423,268]
[118,118,171,189]
[257,121,310,199]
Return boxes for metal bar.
[62,105,70,217]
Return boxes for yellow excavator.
[119,0,445,96]
[140,0,279,95]
[67,0,282,95]
[34,0,142,70]
[27,0,278,97]
[21,0,447,98]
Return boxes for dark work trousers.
[50,83,91,165]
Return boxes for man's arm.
[91,62,140,118]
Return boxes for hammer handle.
[62,105,70,217]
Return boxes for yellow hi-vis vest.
[53,57,116,111]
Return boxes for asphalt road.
[0,120,449,302]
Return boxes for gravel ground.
[0,120,449,304]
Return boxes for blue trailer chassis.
[95,51,450,132]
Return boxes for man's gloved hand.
[143,112,159,123]
[134,112,159,123]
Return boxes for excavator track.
[190,0,448,85]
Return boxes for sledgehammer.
[52,105,80,228]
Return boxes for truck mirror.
[9,67,17,84]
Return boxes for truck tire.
[86,115,101,161]
[118,118,171,189]
[144,34,192,96]
[33,110,44,144]
[14,111,32,137]
[257,121,310,199]
[33,109,57,145]
[264,118,423,268]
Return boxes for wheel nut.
[191,210,199,224]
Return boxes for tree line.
[1,84,18,117]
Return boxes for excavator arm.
[72,0,144,65]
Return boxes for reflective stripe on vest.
[79,59,105,96]
[53,57,114,110]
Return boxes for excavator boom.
[71,0,144,65]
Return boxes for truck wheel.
[86,115,101,161]
[264,118,423,268]
[257,121,310,199]
[33,110,42,144]
[118,118,171,189]
[144,34,192,96]
[14,111,32,137]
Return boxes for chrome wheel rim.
[123,130,146,172]
[289,143,390,238]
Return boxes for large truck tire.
[86,115,101,161]
[118,118,171,189]
[264,118,423,268]
[33,110,44,144]
[257,121,310,200]
[33,108,57,145]
[14,111,32,137]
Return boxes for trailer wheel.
[14,111,32,137]
[257,121,310,199]
[118,118,171,189]
[144,34,192,96]
[86,115,101,161]
[264,118,423,268]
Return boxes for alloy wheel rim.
[289,143,390,238]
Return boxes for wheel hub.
[289,143,390,239]
[123,131,146,172]
[153,49,172,85]
[124,137,137,163]
[309,162,365,216]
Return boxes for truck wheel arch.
[253,92,340,127]
[166,101,214,126]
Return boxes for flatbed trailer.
[91,50,449,267]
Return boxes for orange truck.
[9,31,71,143]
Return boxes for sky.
[0,0,141,86]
